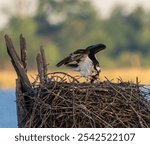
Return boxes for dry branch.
[40,46,47,77]
[20,34,27,72]
[5,35,32,92]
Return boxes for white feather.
[73,56,93,78]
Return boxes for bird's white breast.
[73,56,93,78]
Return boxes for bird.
[56,43,106,83]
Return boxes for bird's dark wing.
[56,49,87,67]
[86,43,106,54]
[66,63,78,68]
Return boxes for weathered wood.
[40,46,47,77]
[5,35,32,92]
[20,34,27,72]
[16,77,32,127]
[36,53,45,85]
[16,78,23,127]
[36,46,48,85]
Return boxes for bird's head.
[95,64,101,73]
[92,64,101,77]
[90,66,100,83]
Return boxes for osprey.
[56,43,106,83]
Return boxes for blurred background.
[0,0,150,127]
[1,0,150,86]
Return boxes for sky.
[0,0,150,28]
[92,0,150,17]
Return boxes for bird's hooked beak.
[95,64,101,74]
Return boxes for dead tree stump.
[5,34,48,127]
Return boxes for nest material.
[17,72,150,128]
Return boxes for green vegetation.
[0,0,150,69]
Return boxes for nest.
[17,72,150,128]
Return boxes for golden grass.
[101,68,150,84]
[0,70,37,89]
[0,68,150,89]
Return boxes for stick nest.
[17,72,150,128]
